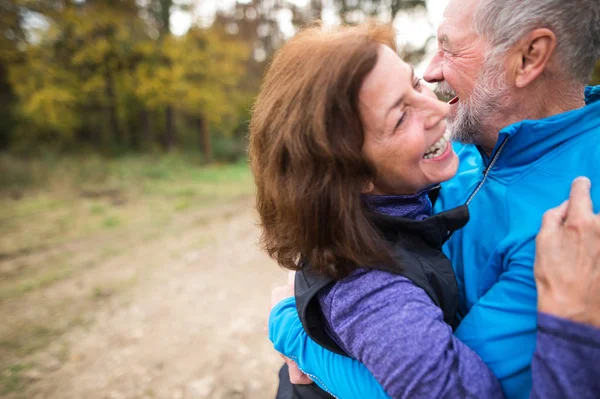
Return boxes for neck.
[363,188,433,221]
[477,80,587,156]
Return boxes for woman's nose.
[423,96,449,130]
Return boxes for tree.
[133,26,249,162]
[0,0,27,149]
[7,0,148,150]
[1,0,431,158]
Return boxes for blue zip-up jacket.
[269,86,600,398]
[435,85,600,398]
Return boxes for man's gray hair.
[473,0,600,84]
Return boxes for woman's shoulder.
[317,267,445,359]
[336,267,414,290]
[320,268,433,319]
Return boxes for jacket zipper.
[443,136,510,242]
[464,136,510,206]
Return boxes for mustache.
[435,81,457,97]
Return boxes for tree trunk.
[0,62,14,149]
[198,115,212,163]
[105,70,122,147]
[163,106,175,151]
[133,108,152,150]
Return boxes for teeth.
[423,131,451,159]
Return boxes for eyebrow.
[385,65,415,119]
[438,34,451,49]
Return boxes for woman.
[249,23,600,399]
[250,22,500,398]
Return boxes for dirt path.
[3,200,287,399]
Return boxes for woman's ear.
[362,181,375,194]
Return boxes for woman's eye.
[413,78,422,91]
[395,113,406,130]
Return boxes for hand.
[535,177,600,327]
[269,271,314,385]
[282,355,314,385]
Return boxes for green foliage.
[3,1,254,155]
[134,27,250,128]
[0,363,31,394]
[1,0,430,157]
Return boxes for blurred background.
[0,0,599,397]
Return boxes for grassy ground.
[0,153,254,269]
[0,154,257,396]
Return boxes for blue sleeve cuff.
[268,296,390,399]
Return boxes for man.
[268,0,600,397]
[424,0,600,396]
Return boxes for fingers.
[566,177,593,222]
[540,200,568,238]
[541,201,568,231]
[285,358,314,385]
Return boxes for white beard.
[438,59,511,145]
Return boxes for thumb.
[566,177,593,222]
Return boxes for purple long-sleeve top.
[317,269,504,398]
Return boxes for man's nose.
[423,52,443,83]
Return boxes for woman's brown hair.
[249,23,397,279]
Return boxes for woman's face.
[360,45,459,196]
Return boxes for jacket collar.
[483,86,600,173]
[369,205,470,249]
[482,86,600,174]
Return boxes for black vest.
[294,205,470,357]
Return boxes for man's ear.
[513,28,557,88]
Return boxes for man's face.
[423,0,508,145]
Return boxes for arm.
[529,177,600,398]
[270,273,504,399]
[269,297,390,399]
[530,313,600,399]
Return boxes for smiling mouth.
[423,131,451,159]
[449,96,459,105]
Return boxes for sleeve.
[269,272,504,399]
[269,297,390,399]
[453,260,538,399]
[530,313,600,399]
[324,272,503,399]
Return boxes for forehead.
[358,45,411,131]
[359,45,411,108]
[438,0,479,41]
[361,45,411,92]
